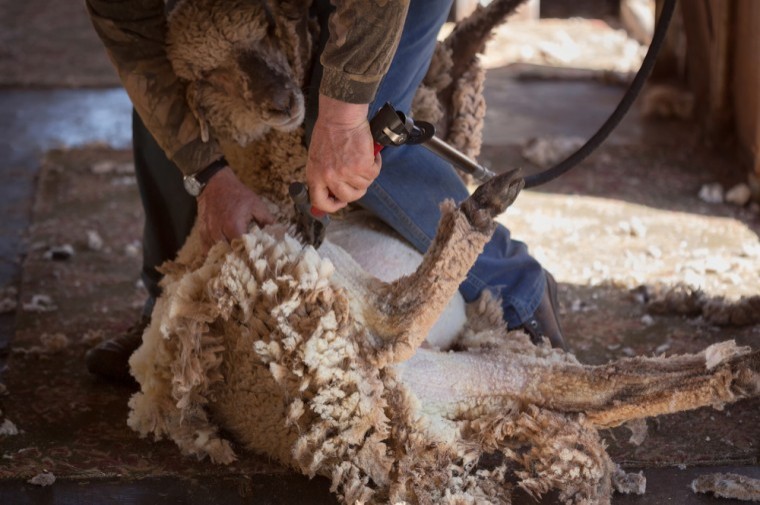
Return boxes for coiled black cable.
[523,0,677,188]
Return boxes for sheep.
[126,1,760,504]
[129,168,759,504]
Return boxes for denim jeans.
[356,0,546,327]
[132,110,196,316]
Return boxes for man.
[85,0,564,383]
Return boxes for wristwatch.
[183,157,228,197]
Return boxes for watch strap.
[194,156,228,185]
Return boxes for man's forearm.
[320,0,410,104]
[86,0,222,176]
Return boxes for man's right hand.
[196,166,275,252]
[306,95,382,213]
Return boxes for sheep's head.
[167,0,315,146]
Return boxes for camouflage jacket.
[86,0,409,176]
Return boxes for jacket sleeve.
[85,0,223,176]
[319,0,410,104]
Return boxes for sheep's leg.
[362,170,524,366]
[434,0,527,138]
[444,0,527,86]
[396,342,760,427]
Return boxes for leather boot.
[520,270,567,350]
[85,316,149,384]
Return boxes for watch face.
[183,176,203,196]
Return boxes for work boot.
[520,270,568,350]
[85,315,150,384]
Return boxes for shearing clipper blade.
[288,182,330,248]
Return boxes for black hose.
[523,0,677,188]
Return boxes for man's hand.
[196,166,275,251]
[306,95,381,213]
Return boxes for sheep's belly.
[325,211,467,350]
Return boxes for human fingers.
[223,194,277,240]
[250,199,276,227]
[309,181,347,214]
[327,179,366,204]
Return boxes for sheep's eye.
[266,21,277,38]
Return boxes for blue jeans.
[355,0,546,327]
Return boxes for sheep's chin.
[266,112,304,133]
[262,97,306,133]
[231,126,270,147]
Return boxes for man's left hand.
[196,166,275,252]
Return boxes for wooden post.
[680,0,733,143]
[656,0,760,182]
[733,0,760,178]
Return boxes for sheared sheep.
[127,1,760,504]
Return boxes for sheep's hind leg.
[365,169,524,366]
[398,341,759,430]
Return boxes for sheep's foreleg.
[364,170,524,366]
[396,342,760,427]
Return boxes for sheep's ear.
[186,81,211,143]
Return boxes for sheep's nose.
[267,90,295,116]
[270,89,293,113]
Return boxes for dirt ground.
[0,0,759,502]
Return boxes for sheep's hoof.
[461,168,524,229]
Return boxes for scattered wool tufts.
[698,183,724,204]
[13,333,71,355]
[612,468,646,495]
[0,418,19,436]
[90,160,134,175]
[38,333,71,353]
[86,230,104,251]
[27,472,56,487]
[43,244,75,261]
[645,283,760,327]
[702,295,760,326]
[22,294,57,313]
[521,136,586,169]
[0,297,17,314]
[725,183,752,207]
[81,329,105,346]
[124,241,141,258]
[624,418,648,446]
[691,473,760,502]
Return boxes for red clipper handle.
[310,206,327,218]
[374,142,383,156]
